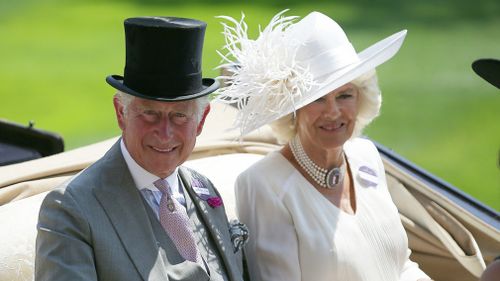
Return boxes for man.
[35,16,245,281]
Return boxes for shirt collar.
[120,139,180,192]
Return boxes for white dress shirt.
[120,139,187,219]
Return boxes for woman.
[216,11,432,281]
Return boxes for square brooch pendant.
[166,198,176,212]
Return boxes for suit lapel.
[92,141,168,280]
[178,167,241,281]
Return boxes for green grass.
[1,0,499,210]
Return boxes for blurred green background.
[1,0,499,210]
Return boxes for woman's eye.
[337,89,355,99]
[338,93,352,99]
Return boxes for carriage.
[0,103,498,281]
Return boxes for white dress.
[235,138,429,281]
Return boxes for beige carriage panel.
[0,192,48,281]
[387,174,485,281]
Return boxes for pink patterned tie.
[153,179,204,267]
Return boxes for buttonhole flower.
[207,196,223,208]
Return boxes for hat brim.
[106,75,219,101]
[296,30,407,109]
[244,29,407,135]
[472,59,500,89]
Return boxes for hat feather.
[215,10,316,136]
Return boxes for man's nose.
[156,117,173,139]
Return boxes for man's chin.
[150,168,176,178]
[141,158,178,178]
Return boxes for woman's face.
[296,83,360,152]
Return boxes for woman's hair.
[114,91,210,123]
[269,69,381,144]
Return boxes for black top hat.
[472,58,500,89]
[106,16,219,101]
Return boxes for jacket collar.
[92,140,169,280]
[179,167,242,281]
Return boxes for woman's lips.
[319,122,344,131]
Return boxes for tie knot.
[153,179,171,195]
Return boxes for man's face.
[114,95,209,178]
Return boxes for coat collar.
[92,140,169,280]
[178,167,242,281]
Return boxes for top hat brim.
[106,75,219,101]
[472,59,500,89]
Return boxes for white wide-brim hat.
[216,10,407,136]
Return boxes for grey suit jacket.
[35,140,245,281]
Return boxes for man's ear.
[113,96,126,131]
[196,103,211,136]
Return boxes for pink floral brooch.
[191,178,223,208]
[207,196,223,208]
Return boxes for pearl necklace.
[289,134,346,189]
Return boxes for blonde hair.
[269,69,381,144]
